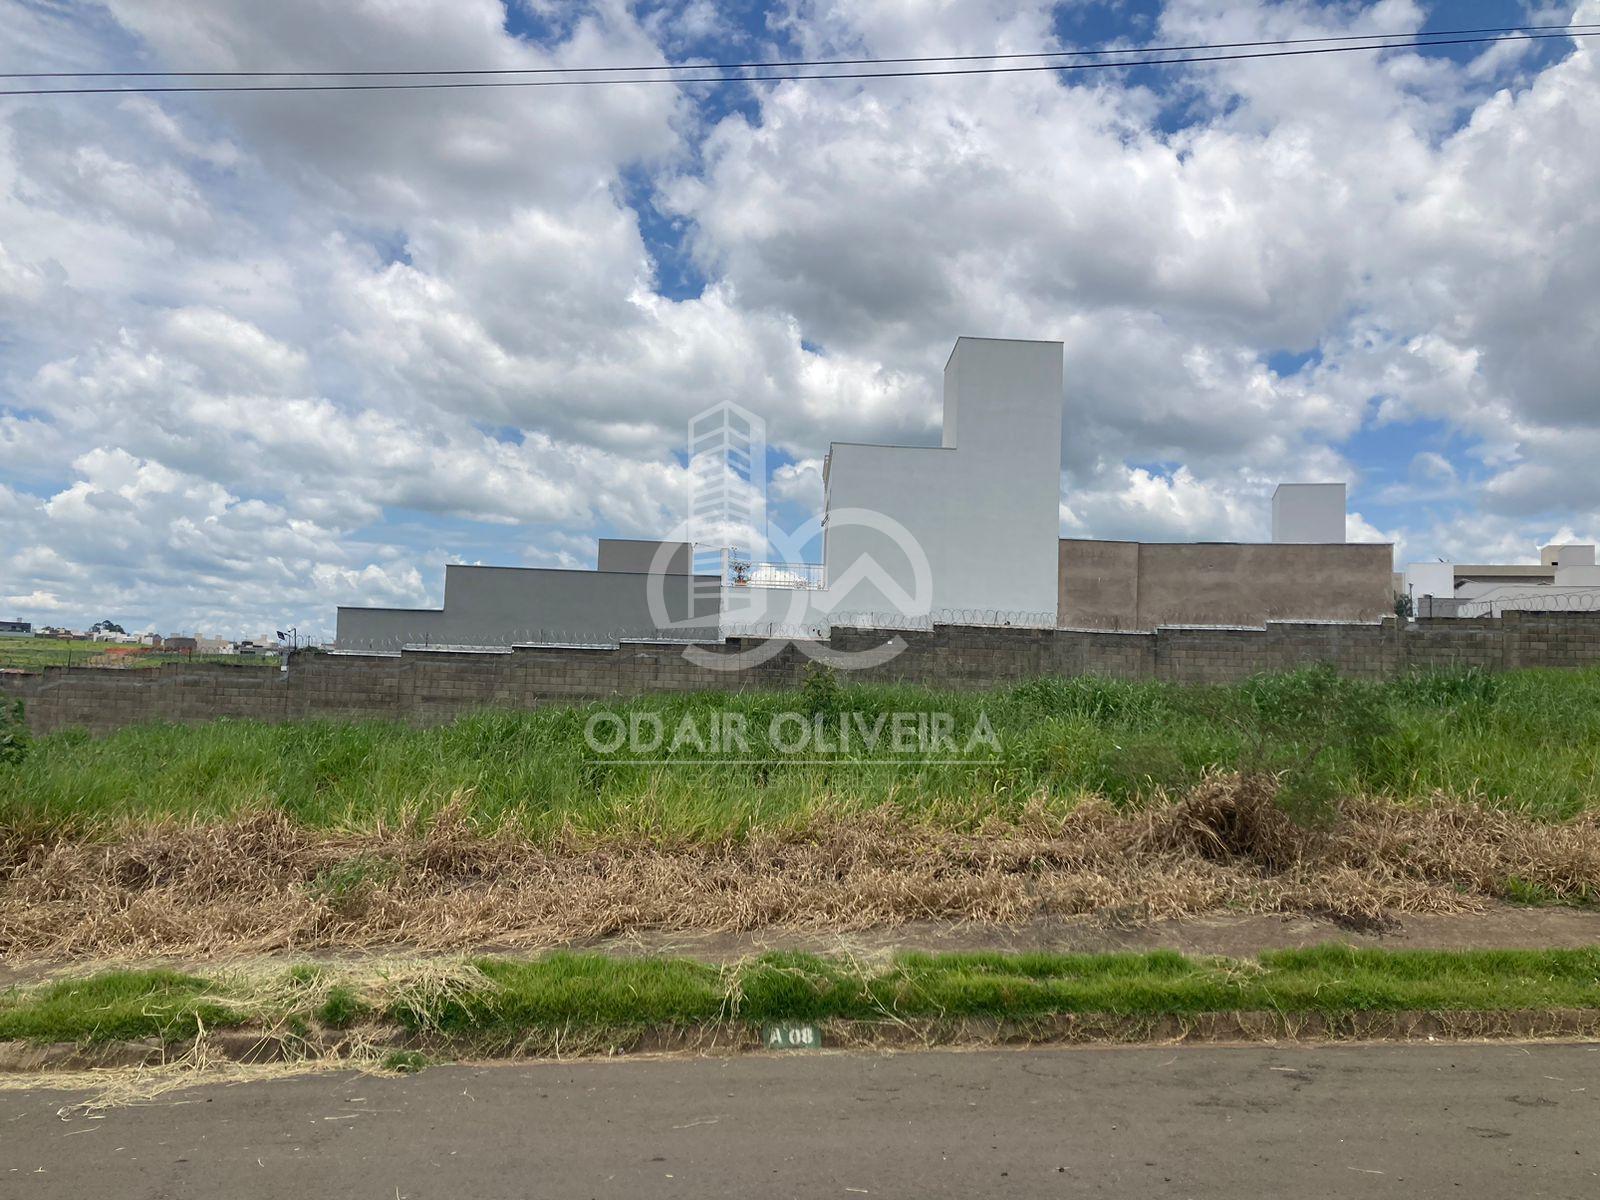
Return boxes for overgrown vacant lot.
[7,664,1600,832]
[2,666,1598,959]
[0,638,103,671]
[0,637,278,671]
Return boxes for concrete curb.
[5,1010,1600,1074]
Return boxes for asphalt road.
[2,1044,1596,1198]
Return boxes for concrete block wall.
[1153,626,1273,684]
[1263,621,1397,679]
[7,610,1600,736]
[1501,611,1600,669]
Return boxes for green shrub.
[1179,666,1383,824]
[0,698,28,766]
[799,662,843,717]
[315,985,369,1028]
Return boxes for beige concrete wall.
[1056,539,1141,629]
[1059,539,1394,630]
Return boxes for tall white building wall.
[1271,483,1347,543]
[820,337,1064,626]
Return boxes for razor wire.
[330,609,1063,655]
[328,624,738,655]
[1444,590,1600,620]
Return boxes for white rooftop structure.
[1271,483,1347,543]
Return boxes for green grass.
[4,948,1598,1046]
[0,638,112,670]
[1503,876,1594,906]
[0,637,277,671]
[134,652,280,669]
[0,970,242,1042]
[314,985,370,1028]
[5,665,1600,837]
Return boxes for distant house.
[0,619,32,637]
[1402,545,1600,618]
[164,636,198,653]
[138,633,163,648]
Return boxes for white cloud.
[1,0,1597,634]
[2,589,68,613]
[770,457,824,511]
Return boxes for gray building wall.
[336,564,719,651]
[332,605,449,652]
[1059,539,1395,630]
[596,539,694,574]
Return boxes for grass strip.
[0,970,244,1043]
[4,947,1600,1047]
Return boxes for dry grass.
[0,1029,400,1115]
[0,957,493,1110]
[4,775,1599,962]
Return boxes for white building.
[819,336,1063,627]
[722,336,1064,637]
[1403,544,1600,617]
[1272,484,1347,543]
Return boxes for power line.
[5,23,1597,79]
[1,30,1593,97]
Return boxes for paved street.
[2,1044,1595,1198]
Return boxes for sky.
[0,0,1596,638]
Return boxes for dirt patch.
[3,777,1598,963]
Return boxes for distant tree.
[90,619,126,635]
